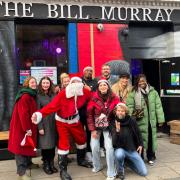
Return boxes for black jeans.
[15,155,31,176]
[41,147,55,162]
[146,121,156,161]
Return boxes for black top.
[114,126,136,151]
[82,77,97,92]
[110,115,143,150]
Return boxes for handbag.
[132,109,144,121]
[95,113,109,130]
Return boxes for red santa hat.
[70,76,82,84]
[21,132,37,151]
[98,78,109,86]
[83,66,93,73]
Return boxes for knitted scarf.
[134,84,150,109]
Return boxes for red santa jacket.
[39,88,91,119]
[87,91,120,131]
[8,94,37,156]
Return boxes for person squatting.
[8,65,165,180]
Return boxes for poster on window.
[20,70,30,84]
[31,67,57,84]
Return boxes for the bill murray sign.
[0,1,174,22]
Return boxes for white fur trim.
[20,133,28,146]
[55,114,79,124]
[70,77,82,84]
[98,79,109,85]
[58,149,69,155]
[34,112,42,124]
[83,66,93,73]
[76,143,87,149]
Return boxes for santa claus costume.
[32,77,92,180]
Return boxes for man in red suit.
[32,77,92,180]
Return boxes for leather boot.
[77,149,92,168]
[58,155,72,180]
[50,160,58,173]
[43,160,53,175]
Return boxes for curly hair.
[23,76,36,88]
[38,76,55,96]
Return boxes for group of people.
[8,63,165,180]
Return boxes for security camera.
[97,23,104,32]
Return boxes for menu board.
[31,67,57,84]
[20,70,30,84]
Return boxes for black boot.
[77,149,92,168]
[50,160,58,173]
[58,155,72,180]
[43,160,53,175]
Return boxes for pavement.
[0,134,180,180]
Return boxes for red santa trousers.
[56,119,87,155]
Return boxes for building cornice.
[4,0,180,9]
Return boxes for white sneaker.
[106,177,115,180]
[85,152,92,162]
[92,167,103,173]
[100,148,105,157]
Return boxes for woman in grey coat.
[37,76,58,175]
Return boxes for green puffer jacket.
[126,86,165,151]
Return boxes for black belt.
[63,114,78,120]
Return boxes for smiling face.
[41,79,51,92]
[138,77,147,89]
[62,77,70,88]
[29,78,37,90]
[119,77,129,87]
[98,82,109,94]
[102,65,110,78]
[115,106,126,119]
[84,69,93,79]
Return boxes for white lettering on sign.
[0,1,174,22]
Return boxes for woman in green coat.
[126,74,165,165]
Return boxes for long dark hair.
[97,82,112,101]
[133,74,147,92]
[38,76,55,96]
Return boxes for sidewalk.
[0,135,180,180]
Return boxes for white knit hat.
[115,103,128,111]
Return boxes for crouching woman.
[110,103,147,180]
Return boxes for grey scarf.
[134,84,150,109]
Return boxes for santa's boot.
[77,149,93,168]
[58,155,72,180]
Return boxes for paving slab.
[0,136,180,180]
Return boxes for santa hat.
[21,132,37,151]
[69,77,82,84]
[83,66,93,73]
[98,78,109,86]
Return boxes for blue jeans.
[91,130,116,177]
[115,148,147,176]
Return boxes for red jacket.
[39,88,91,118]
[87,91,120,131]
[8,94,37,156]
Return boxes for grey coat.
[37,94,57,149]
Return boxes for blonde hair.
[112,79,131,101]
[23,76,36,88]
[59,73,70,84]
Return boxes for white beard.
[66,82,84,98]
